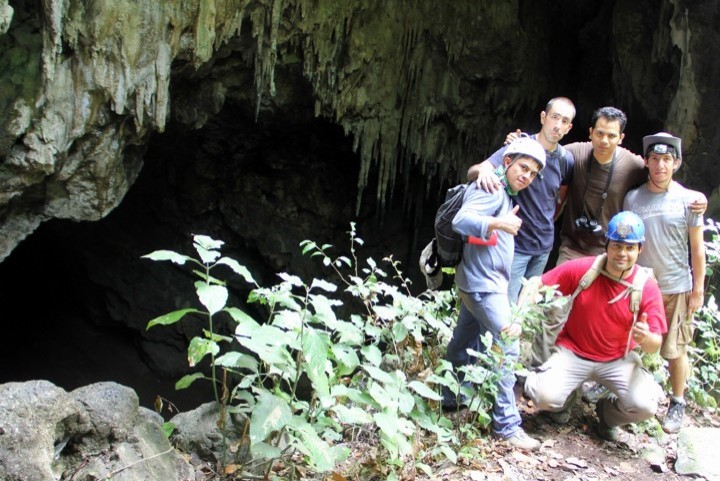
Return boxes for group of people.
[438,98,707,450]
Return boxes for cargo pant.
[524,346,661,427]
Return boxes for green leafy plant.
[143,224,503,479]
[687,218,720,408]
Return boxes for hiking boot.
[543,388,578,424]
[582,382,610,403]
[504,430,541,451]
[595,397,620,442]
[662,399,686,434]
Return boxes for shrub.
[143,224,502,479]
[687,218,720,408]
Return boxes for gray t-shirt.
[624,183,703,294]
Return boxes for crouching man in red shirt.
[521,211,667,441]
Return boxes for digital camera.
[574,215,603,236]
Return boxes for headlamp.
[647,143,678,158]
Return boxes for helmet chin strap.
[618,267,631,280]
[493,164,519,196]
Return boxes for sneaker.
[595,397,620,442]
[582,382,610,403]
[543,388,578,424]
[662,399,686,434]
[504,430,541,451]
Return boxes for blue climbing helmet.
[606,211,645,244]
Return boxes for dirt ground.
[426,385,720,481]
[323,384,719,481]
[188,383,719,480]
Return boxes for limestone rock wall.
[3,0,717,263]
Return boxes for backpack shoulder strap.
[569,254,606,300]
[599,264,654,313]
[628,266,654,313]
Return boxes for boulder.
[0,380,194,481]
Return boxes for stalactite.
[40,0,65,83]
[3,0,579,260]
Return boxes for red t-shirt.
[541,257,667,361]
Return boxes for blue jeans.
[508,251,551,303]
[444,291,521,438]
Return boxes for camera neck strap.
[582,150,617,220]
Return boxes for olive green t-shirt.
[561,142,646,256]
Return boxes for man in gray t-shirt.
[623,132,706,434]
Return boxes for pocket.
[678,318,694,346]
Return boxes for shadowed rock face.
[1,0,719,403]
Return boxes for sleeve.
[541,260,579,296]
[451,187,503,240]
[686,189,704,228]
[562,150,575,186]
[487,145,508,168]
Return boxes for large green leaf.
[333,319,364,346]
[302,328,331,403]
[291,419,349,472]
[249,392,292,444]
[408,380,442,401]
[373,305,398,321]
[363,365,394,385]
[310,278,338,293]
[272,310,303,331]
[391,320,408,342]
[250,441,283,461]
[146,308,199,329]
[236,324,296,366]
[187,337,219,367]
[141,250,193,265]
[332,405,373,424]
[373,411,399,437]
[202,329,232,343]
[368,382,392,409]
[361,344,383,367]
[330,344,360,376]
[309,294,341,329]
[225,307,261,330]
[192,234,224,251]
[175,372,205,390]
[439,444,457,464]
[195,282,228,315]
[192,235,223,264]
[214,351,258,371]
[277,272,304,287]
[216,256,256,284]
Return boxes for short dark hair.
[545,97,576,120]
[591,106,627,133]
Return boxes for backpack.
[434,181,473,267]
[529,254,654,367]
[433,181,500,267]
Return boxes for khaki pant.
[524,347,662,427]
[660,292,694,359]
